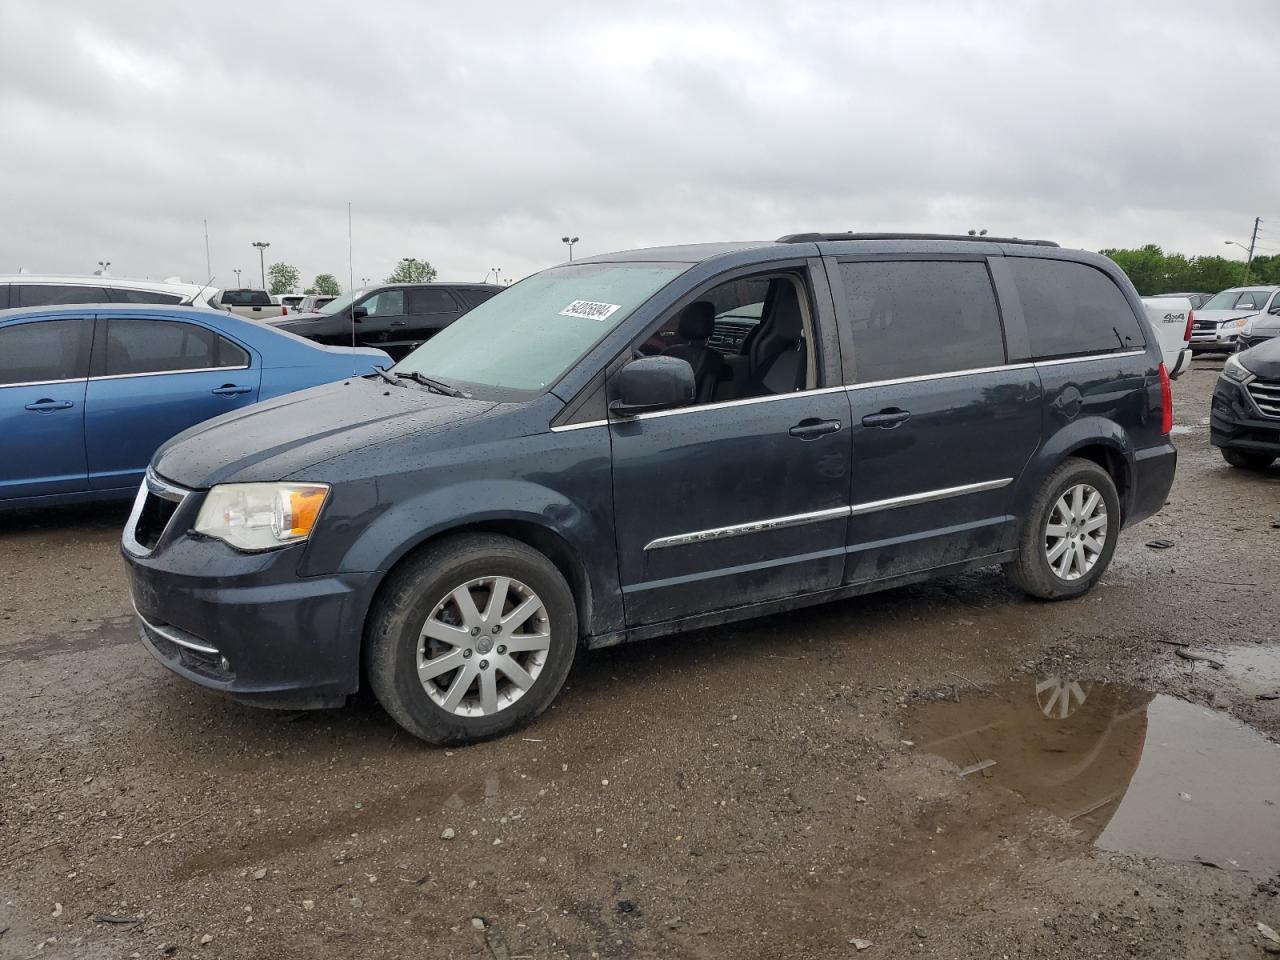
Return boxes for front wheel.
[365,534,578,745]
[1221,447,1275,470]
[1006,458,1121,601]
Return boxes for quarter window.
[407,288,459,314]
[1009,258,1145,359]
[838,261,1006,382]
[103,319,248,376]
[0,320,89,385]
[16,284,110,307]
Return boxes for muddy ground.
[2,357,1278,960]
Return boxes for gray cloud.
[2,0,1278,289]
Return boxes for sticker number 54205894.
[559,300,622,321]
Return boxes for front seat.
[663,300,726,403]
[748,282,806,395]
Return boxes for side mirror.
[608,355,695,417]
[351,305,369,321]
[1269,304,1280,315]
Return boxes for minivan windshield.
[1202,289,1270,311]
[393,262,687,397]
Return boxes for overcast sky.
[2,0,1277,290]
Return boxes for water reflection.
[906,679,1280,877]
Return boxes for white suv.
[1191,286,1280,353]
[0,274,221,311]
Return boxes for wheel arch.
[1019,419,1135,524]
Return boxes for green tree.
[311,274,342,296]
[386,257,438,283]
[1100,246,1252,295]
[266,262,300,296]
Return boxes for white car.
[1141,296,1194,379]
[0,274,221,310]
[1191,286,1280,353]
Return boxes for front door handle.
[861,408,911,429]
[390,320,408,327]
[24,399,74,412]
[789,418,842,439]
[211,384,253,397]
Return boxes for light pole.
[233,268,242,287]
[561,236,579,261]
[96,260,111,276]
[251,241,270,290]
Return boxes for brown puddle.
[905,679,1280,878]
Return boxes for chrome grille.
[123,470,190,556]
[1247,378,1280,418]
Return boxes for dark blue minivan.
[122,234,1176,744]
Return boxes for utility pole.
[1242,217,1261,285]
[233,268,242,287]
[251,241,270,290]
[561,236,579,261]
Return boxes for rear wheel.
[1006,458,1120,600]
[365,534,577,745]
[1221,447,1275,470]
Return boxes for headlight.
[1223,354,1253,383]
[194,482,330,551]
[1227,316,1249,328]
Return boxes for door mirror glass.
[609,355,695,417]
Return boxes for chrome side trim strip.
[550,419,609,432]
[848,478,1011,516]
[90,364,250,382]
[644,506,850,551]
[133,605,220,655]
[1033,350,1145,367]
[630,385,847,421]
[0,376,87,389]
[845,363,1034,392]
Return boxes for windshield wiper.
[370,365,401,386]
[395,370,466,398]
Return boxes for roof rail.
[776,232,1059,247]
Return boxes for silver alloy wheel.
[1035,677,1091,719]
[1044,482,1108,581]
[417,576,551,717]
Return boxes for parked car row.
[120,232,1178,746]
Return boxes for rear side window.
[16,284,110,306]
[111,288,185,305]
[408,288,459,314]
[1009,258,1145,359]
[838,261,1006,382]
[103,319,248,376]
[0,319,89,384]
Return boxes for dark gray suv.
[122,234,1177,745]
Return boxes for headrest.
[770,283,804,340]
[677,300,715,341]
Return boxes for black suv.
[1210,339,1280,469]
[269,282,503,359]
[122,234,1176,745]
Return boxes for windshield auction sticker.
[559,300,622,321]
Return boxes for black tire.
[1221,447,1275,470]
[365,533,577,746]
[1006,457,1121,601]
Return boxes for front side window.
[839,261,1006,382]
[0,319,88,385]
[1009,258,1145,359]
[407,288,459,315]
[16,284,109,307]
[103,319,248,376]
[395,261,688,397]
[362,289,405,317]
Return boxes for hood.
[153,377,498,488]
[1195,309,1257,325]
[1239,338,1280,380]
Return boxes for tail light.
[1158,362,1173,434]
[281,306,288,316]
[1182,309,1194,344]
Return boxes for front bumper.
[122,477,376,709]
[1190,327,1239,351]
[1210,377,1280,456]
[1126,442,1177,527]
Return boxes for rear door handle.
[789,418,842,439]
[861,409,911,429]
[390,320,408,327]
[24,399,74,412]
[211,385,253,397]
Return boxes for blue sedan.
[0,304,391,509]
